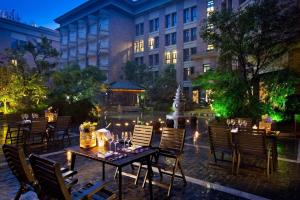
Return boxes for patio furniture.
[50,116,72,144]
[114,124,154,185]
[142,127,186,197]
[236,128,273,177]
[2,144,36,200]
[5,123,27,145]
[29,154,114,200]
[208,126,236,173]
[27,120,48,144]
[66,146,157,200]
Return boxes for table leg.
[70,153,76,170]
[118,166,122,200]
[102,162,105,180]
[273,138,278,170]
[147,155,153,200]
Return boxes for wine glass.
[237,119,242,127]
[127,132,132,147]
[121,132,126,149]
[230,119,236,127]
[226,119,231,128]
[124,132,129,148]
[21,114,25,121]
[242,120,247,128]
[24,113,29,120]
[108,133,113,152]
[113,134,119,153]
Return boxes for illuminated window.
[172,50,177,64]
[165,50,177,64]
[207,44,214,51]
[165,52,171,64]
[134,40,144,53]
[148,38,154,50]
[207,0,214,17]
[203,64,211,72]
[192,90,199,103]
[11,59,18,66]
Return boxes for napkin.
[231,128,238,133]
[128,145,142,151]
[97,152,113,158]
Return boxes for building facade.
[0,17,59,67]
[54,0,243,100]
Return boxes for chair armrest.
[159,148,182,158]
[72,181,110,200]
[65,177,78,190]
[62,170,77,179]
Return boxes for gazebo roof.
[109,81,145,93]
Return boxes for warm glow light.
[145,122,149,126]
[124,122,129,126]
[159,128,163,131]
[67,151,72,161]
[116,123,121,126]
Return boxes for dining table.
[65,145,157,200]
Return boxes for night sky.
[0,0,87,29]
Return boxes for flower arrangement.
[80,122,97,148]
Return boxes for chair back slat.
[132,125,153,147]
[30,120,47,134]
[29,154,71,200]
[208,126,233,151]
[159,128,185,152]
[56,116,71,130]
[237,128,266,155]
[2,145,35,184]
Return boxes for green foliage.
[197,0,300,120]
[50,65,106,104]
[149,65,177,111]
[24,37,59,75]
[122,61,152,87]
[0,66,48,114]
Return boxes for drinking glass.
[226,119,231,127]
[127,132,132,147]
[121,132,126,149]
[113,134,119,153]
[237,119,242,127]
[24,114,29,120]
[124,132,129,148]
[230,119,236,127]
[108,136,113,152]
[242,120,247,128]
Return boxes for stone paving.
[0,118,300,200]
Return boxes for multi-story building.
[0,17,59,67]
[54,0,244,100]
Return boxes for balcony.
[191,50,218,61]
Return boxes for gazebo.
[108,81,145,109]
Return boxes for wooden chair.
[208,126,236,173]
[142,127,186,197]
[52,116,72,144]
[28,120,48,144]
[2,144,36,200]
[29,154,115,200]
[114,125,153,185]
[236,128,272,177]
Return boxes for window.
[207,0,214,17]
[183,8,189,23]
[191,27,197,41]
[135,56,144,65]
[135,23,144,36]
[203,63,211,72]
[191,6,197,21]
[154,54,159,65]
[171,12,177,27]
[165,51,171,64]
[183,67,194,80]
[154,18,159,31]
[165,14,171,28]
[154,36,159,48]
[191,47,197,55]
[11,39,27,50]
[149,55,154,66]
[149,18,159,32]
[149,20,154,32]
[183,30,190,43]
[165,34,170,46]
[134,40,144,53]
[172,50,177,64]
[148,37,154,50]
[207,44,214,51]
[171,32,176,45]
[183,49,190,61]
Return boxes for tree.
[149,65,177,111]
[197,0,300,119]
[122,61,153,87]
[49,65,106,103]
[24,37,59,75]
